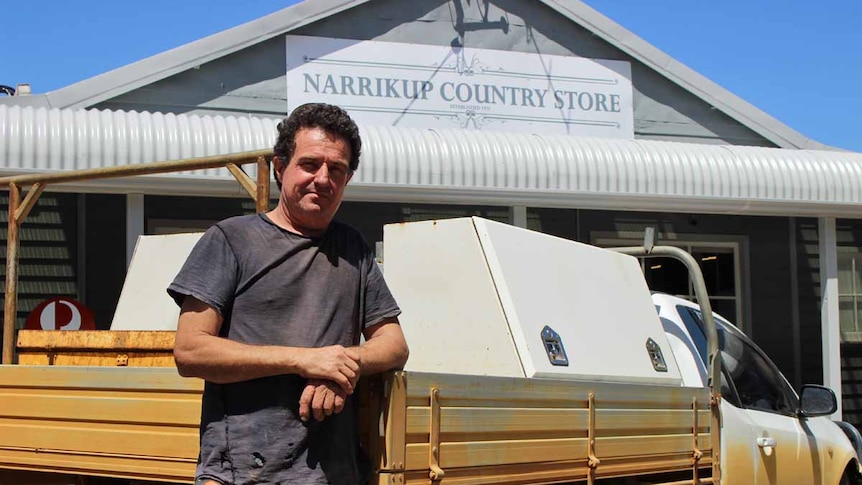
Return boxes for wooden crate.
[16,330,176,367]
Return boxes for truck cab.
[654,292,861,485]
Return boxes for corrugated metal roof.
[2,105,861,218]
[0,0,829,151]
[0,105,279,183]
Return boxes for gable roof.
[2,0,831,150]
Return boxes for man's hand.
[299,379,347,422]
[297,345,361,395]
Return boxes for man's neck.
[265,207,328,237]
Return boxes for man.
[170,103,409,485]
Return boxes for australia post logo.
[24,297,96,331]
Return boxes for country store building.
[3,0,862,425]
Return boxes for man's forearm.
[174,332,303,383]
[174,296,361,390]
[358,321,409,375]
[175,332,361,391]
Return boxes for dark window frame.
[675,305,799,417]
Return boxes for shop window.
[148,219,217,235]
[400,205,509,224]
[595,235,744,329]
[644,247,739,325]
[838,252,862,342]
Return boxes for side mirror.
[799,384,838,417]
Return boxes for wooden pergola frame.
[0,150,273,364]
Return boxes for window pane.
[710,299,736,324]
[401,205,509,223]
[838,253,858,294]
[838,253,862,298]
[721,370,740,408]
[840,297,857,333]
[855,256,862,293]
[840,297,862,342]
[721,330,798,414]
[645,257,689,296]
[694,249,735,297]
[677,306,741,407]
[677,306,708,366]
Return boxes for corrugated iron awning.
[2,105,861,217]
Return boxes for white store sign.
[286,35,633,138]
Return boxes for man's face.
[276,127,353,233]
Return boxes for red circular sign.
[24,297,96,331]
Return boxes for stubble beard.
[293,193,338,230]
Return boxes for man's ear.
[346,170,354,184]
[273,156,285,183]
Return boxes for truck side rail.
[0,365,201,482]
[364,371,713,485]
[0,366,713,485]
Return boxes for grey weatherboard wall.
[93,0,774,147]
[0,194,127,338]
[0,194,80,336]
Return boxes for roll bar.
[610,227,723,483]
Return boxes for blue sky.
[585,1,862,152]
[3,1,860,151]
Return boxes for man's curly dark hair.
[273,103,361,189]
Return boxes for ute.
[0,152,857,485]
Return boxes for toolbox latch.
[541,325,569,366]
[646,338,668,372]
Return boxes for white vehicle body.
[653,292,860,485]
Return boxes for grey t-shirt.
[168,214,401,485]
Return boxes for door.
[675,304,821,484]
[720,327,818,485]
